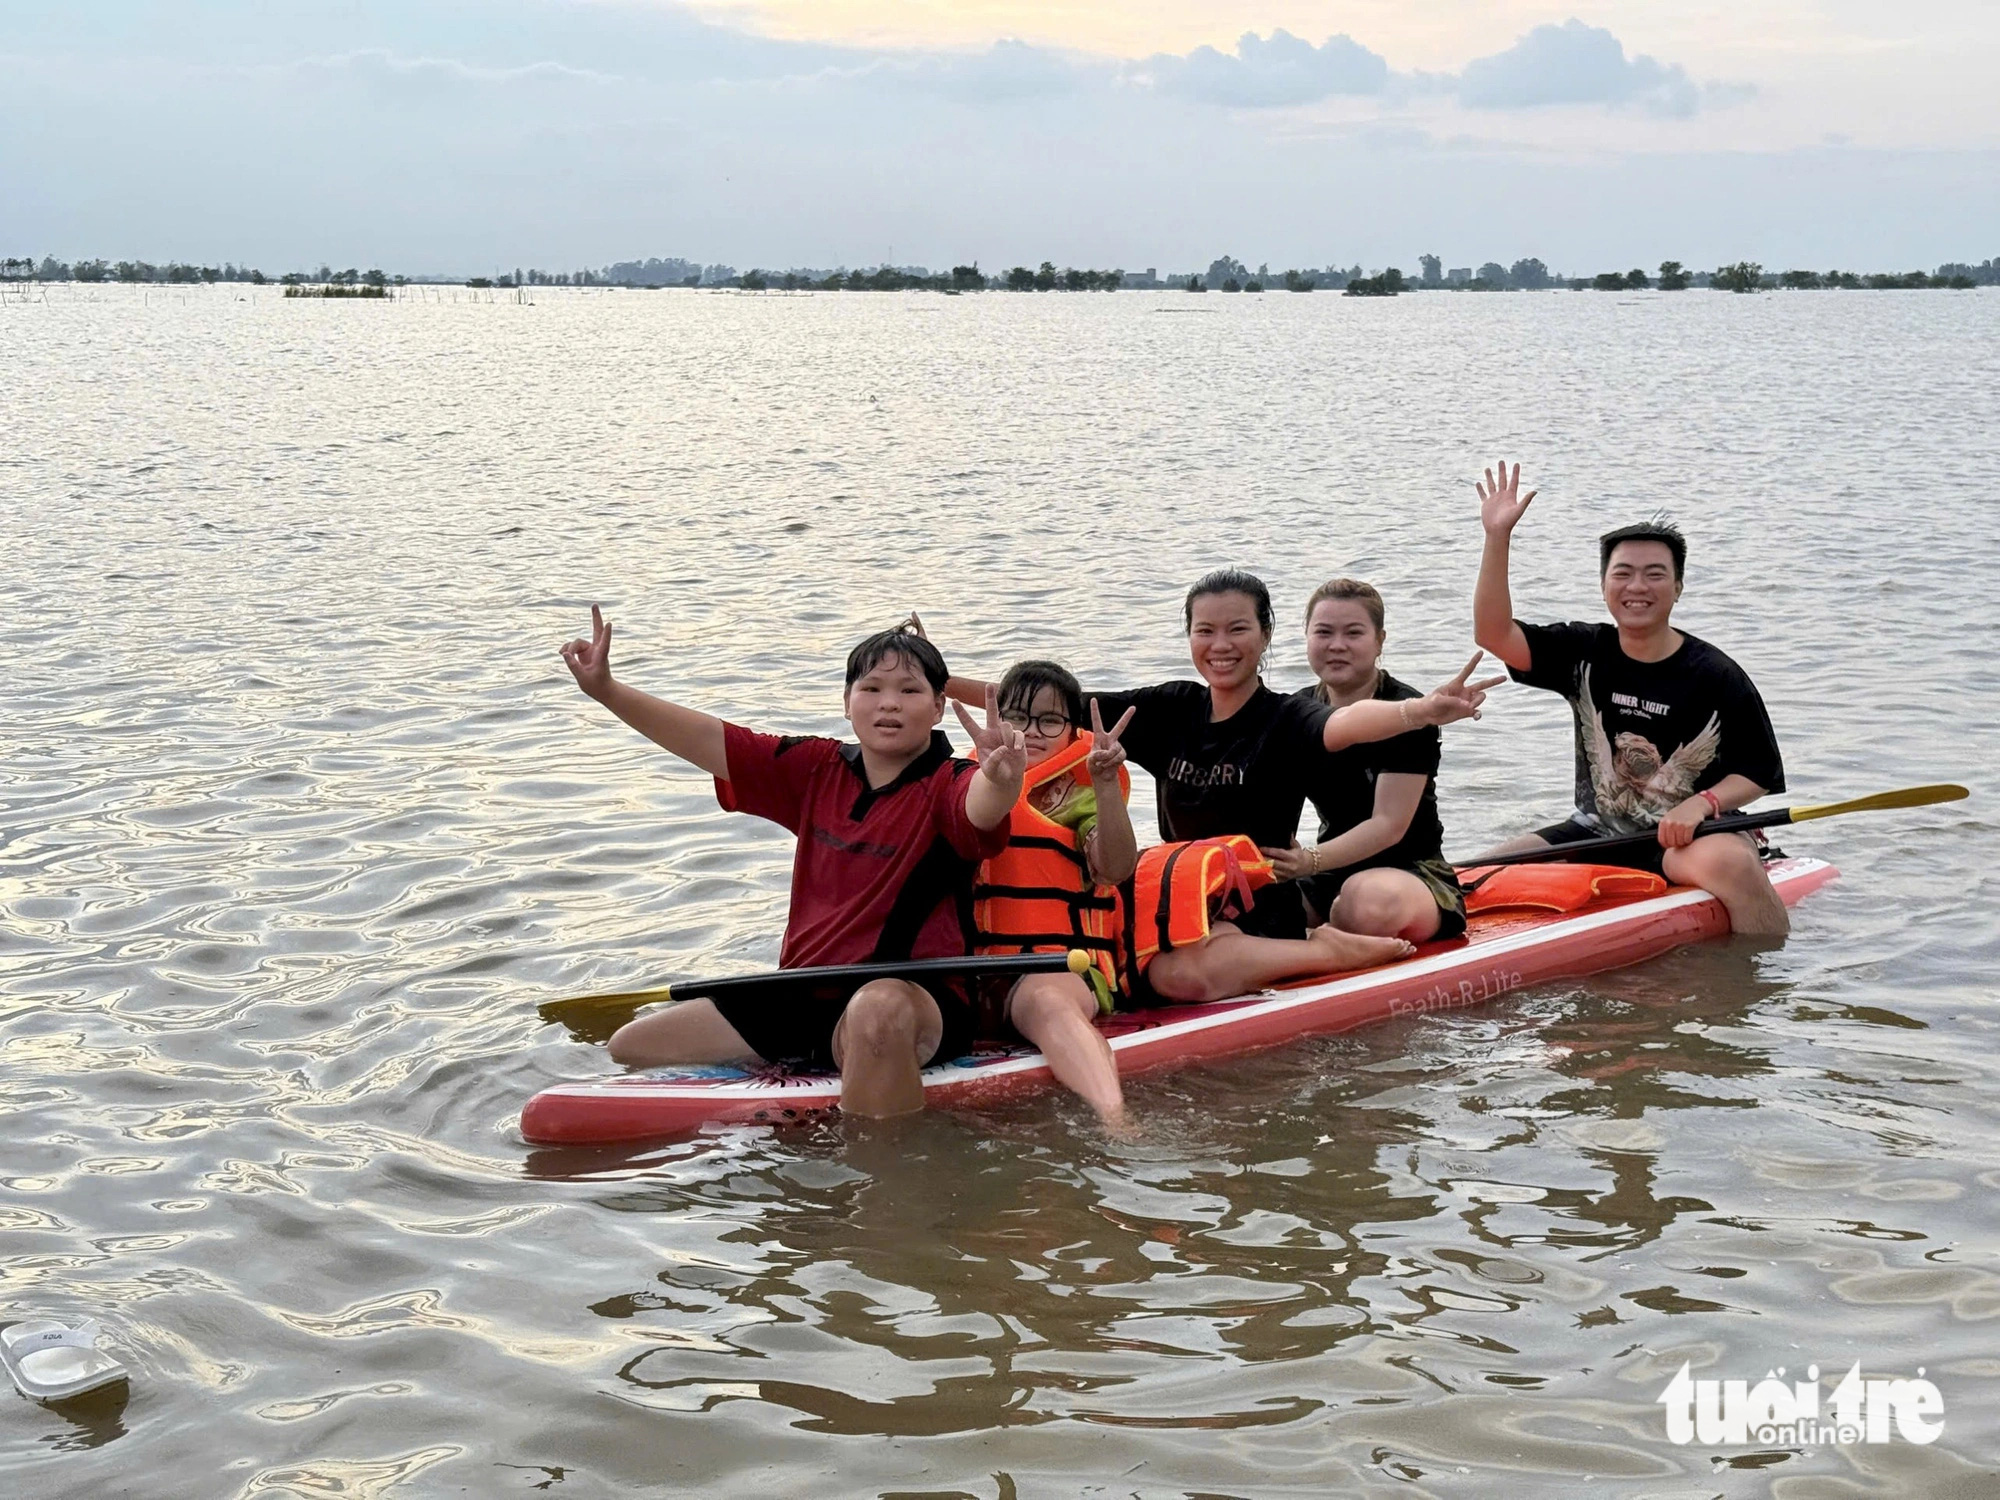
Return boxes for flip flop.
[2,1317,130,1402]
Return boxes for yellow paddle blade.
[1788,784,1969,823]
[537,983,676,1025]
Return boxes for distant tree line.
[8,252,1996,296]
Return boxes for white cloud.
[1141,29,1389,107]
[862,38,1091,102]
[1455,19,1744,118]
[308,48,616,89]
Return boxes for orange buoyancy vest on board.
[1459,862,1668,915]
[1121,834,1277,977]
[973,733,1129,1004]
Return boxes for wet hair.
[844,626,949,693]
[1303,577,1385,634]
[1184,568,1274,634]
[997,659,1086,728]
[1599,520,1686,582]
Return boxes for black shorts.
[1299,858,1470,941]
[1533,817,1667,876]
[1229,880,1311,941]
[711,980,976,1072]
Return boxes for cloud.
[1142,29,1389,109]
[310,49,615,89]
[1455,19,1744,119]
[867,38,1088,103]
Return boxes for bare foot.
[1099,1107,1140,1142]
[1306,925,1415,972]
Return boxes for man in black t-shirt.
[1471,462,1791,935]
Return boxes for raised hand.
[955,684,1028,790]
[1413,650,1507,726]
[1085,698,1137,784]
[1477,460,1537,538]
[560,604,614,701]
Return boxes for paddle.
[538,948,1091,1027]
[1454,784,1969,871]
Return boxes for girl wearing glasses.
[972,659,1140,1129]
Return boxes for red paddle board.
[521,856,1836,1145]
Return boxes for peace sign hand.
[560,604,615,701]
[1413,650,1508,726]
[1085,698,1136,785]
[955,684,1028,792]
[1477,460,1537,537]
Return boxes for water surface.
[3,284,1997,1497]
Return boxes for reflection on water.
[3,285,1997,1495]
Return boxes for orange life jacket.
[1120,834,1276,976]
[1460,862,1668,915]
[973,733,1128,1004]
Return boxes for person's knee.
[841,982,924,1055]
[1011,975,1092,1030]
[606,1023,650,1067]
[1672,833,1767,891]
[1331,880,1407,937]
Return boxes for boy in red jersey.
[559,610,1026,1116]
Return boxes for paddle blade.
[1789,784,1969,823]
[537,984,676,1028]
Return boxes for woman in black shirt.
[1076,571,1496,1002]
[1270,579,1468,943]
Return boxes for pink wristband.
[1698,789,1722,817]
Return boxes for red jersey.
[715,725,1009,970]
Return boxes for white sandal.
[2,1318,130,1402]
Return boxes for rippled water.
[4,283,1998,1497]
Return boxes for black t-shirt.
[1511,622,1785,834]
[1294,672,1446,870]
[1088,679,1335,938]
[1087,680,1332,849]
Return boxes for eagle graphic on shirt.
[1575,665,1722,832]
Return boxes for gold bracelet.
[1308,844,1321,875]
[1398,699,1414,730]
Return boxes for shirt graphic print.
[1576,663,1722,828]
[1510,621,1785,836]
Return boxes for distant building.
[1447,267,1472,286]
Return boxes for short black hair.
[1184,568,1274,634]
[844,627,949,692]
[1600,521,1686,582]
[997,659,1085,727]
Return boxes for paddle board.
[521,856,1836,1144]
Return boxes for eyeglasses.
[1000,710,1071,737]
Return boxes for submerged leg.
[1664,831,1790,937]
[608,999,761,1068]
[831,979,942,1118]
[1007,973,1126,1129]
[1146,920,1412,1006]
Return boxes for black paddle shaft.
[1454,807,1793,871]
[671,950,1077,1004]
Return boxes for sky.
[4,1,1996,274]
